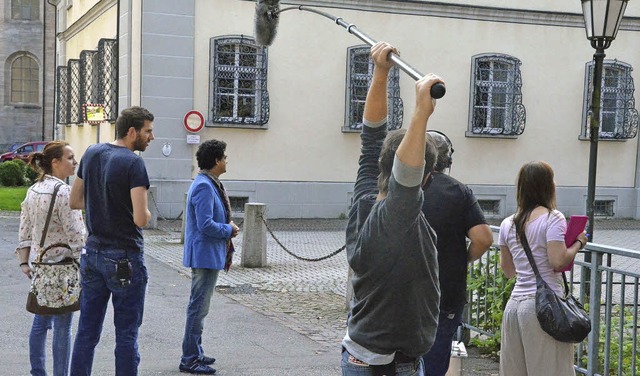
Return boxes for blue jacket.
[183,173,232,269]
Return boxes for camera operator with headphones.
[421,131,494,376]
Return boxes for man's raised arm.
[396,74,444,168]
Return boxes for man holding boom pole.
[342,41,444,376]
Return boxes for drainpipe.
[41,2,47,140]
[46,0,57,140]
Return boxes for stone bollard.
[146,185,158,229]
[241,203,267,268]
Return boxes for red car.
[0,141,48,162]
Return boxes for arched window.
[344,45,403,132]
[582,60,638,139]
[468,54,526,136]
[11,55,39,104]
[12,0,39,20]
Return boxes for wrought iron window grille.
[56,66,70,125]
[56,39,118,126]
[68,59,82,124]
[583,60,638,140]
[468,54,526,136]
[209,35,269,126]
[344,46,403,132]
[97,39,118,122]
[80,50,99,108]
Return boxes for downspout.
[46,0,57,140]
[41,2,47,140]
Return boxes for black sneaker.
[200,356,216,365]
[179,361,216,375]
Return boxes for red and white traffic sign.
[183,110,204,133]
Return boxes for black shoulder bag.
[520,232,591,343]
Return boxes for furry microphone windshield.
[255,0,280,47]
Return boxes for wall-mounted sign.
[83,104,105,124]
[186,134,201,144]
[183,110,205,133]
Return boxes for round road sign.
[183,110,204,133]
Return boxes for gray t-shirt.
[343,120,440,363]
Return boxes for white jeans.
[500,295,576,376]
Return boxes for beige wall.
[432,0,639,16]
[192,0,640,188]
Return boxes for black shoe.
[200,356,216,365]
[179,361,216,375]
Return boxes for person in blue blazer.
[180,139,239,375]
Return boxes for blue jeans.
[181,268,220,365]
[30,313,73,376]
[70,248,148,376]
[341,349,424,376]
[422,307,464,376]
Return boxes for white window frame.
[209,36,269,127]
[467,54,525,137]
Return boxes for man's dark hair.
[377,129,437,195]
[196,139,227,170]
[115,106,155,139]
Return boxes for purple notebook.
[559,215,588,272]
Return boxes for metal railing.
[464,226,640,376]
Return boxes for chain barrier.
[149,191,183,222]
[260,215,346,262]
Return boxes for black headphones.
[427,130,454,169]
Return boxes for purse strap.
[38,183,63,249]
[518,223,571,297]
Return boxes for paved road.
[3,212,639,376]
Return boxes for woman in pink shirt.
[498,161,587,376]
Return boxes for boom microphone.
[253,2,446,99]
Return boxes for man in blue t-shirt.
[69,106,155,375]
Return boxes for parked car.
[0,141,47,163]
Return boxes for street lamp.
[581,0,628,243]
[580,1,627,374]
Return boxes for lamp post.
[580,1,627,374]
[581,0,628,243]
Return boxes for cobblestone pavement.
[144,217,640,376]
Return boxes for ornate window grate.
[469,54,526,136]
[209,36,269,126]
[594,200,615,217]
[68,59,82,124]
[97,39,118,122]
[229,196,249,213]
[478,199,501,216]
[80,50,99,106]
[344,46,403,132]
[583,60,638,140]
[56,66,70,124]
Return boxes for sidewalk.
[4,211,639,375]
[0,213,339,375]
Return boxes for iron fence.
[465,226,640,376]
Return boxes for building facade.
[53,0,640,219]
[0,0,56,152]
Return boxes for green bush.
[0,160,26,186]
[467,248,516,358]
[15,159,39,185]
